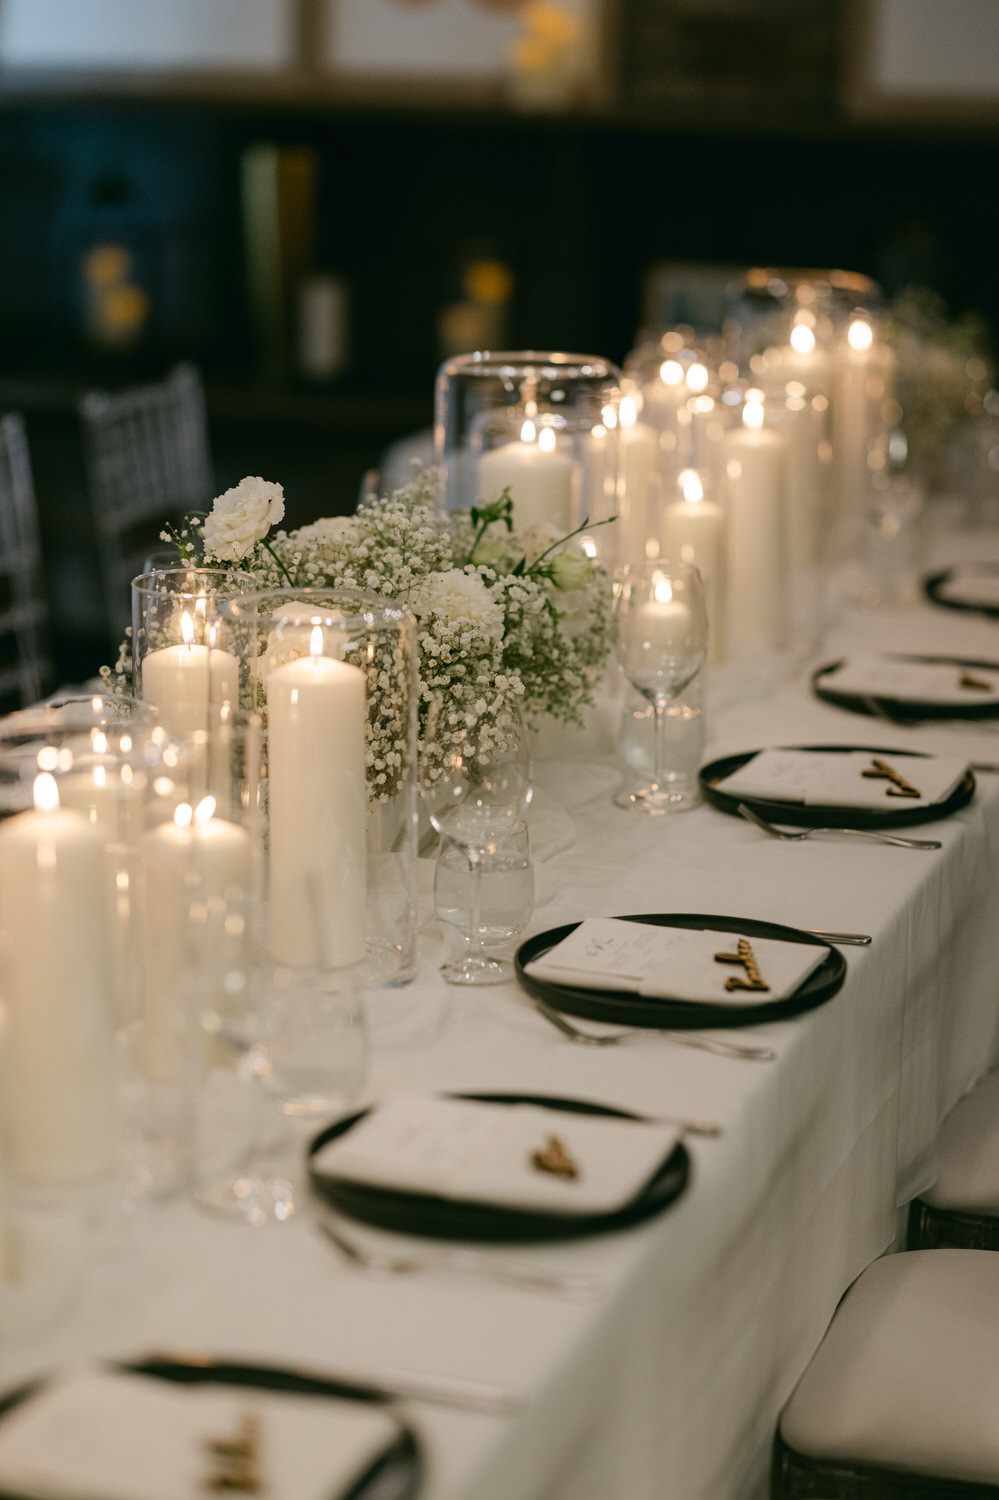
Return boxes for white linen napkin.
[820,654,999,705]
[0,1369,398,1500]
[718,748,968,809]
[312,1093,678,1216]
[525,917,828,1004]
[936,570,999,607]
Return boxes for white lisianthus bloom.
[518,522,565,567]
[548,551,592,591]
[203,476,285,561]
[409,568,504,637]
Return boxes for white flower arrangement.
[104,469,614,794]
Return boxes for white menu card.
[525,918,827,1003]
[821,655,999,705]
[719,749,968,809]
[313,1094,679,1216]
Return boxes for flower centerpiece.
[104,470,614,794]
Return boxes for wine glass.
[422,706,532,985]
[613,561,708,815]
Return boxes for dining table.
[5,514,999,1500]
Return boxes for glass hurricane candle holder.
[210,586,419,989]
[131,566,253,741]
[435,350,623,566]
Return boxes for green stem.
[524,514,617,574]
[261,537,296,588]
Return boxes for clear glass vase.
[210,586,419,989]
[435,349,622,568]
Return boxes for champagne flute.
[614,562,708,814]
[422,706,532,985]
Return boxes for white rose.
[203,476,285,561]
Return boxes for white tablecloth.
[6,541,999,1500]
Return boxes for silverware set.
[531,997,775,1069]
[317,1211,604,1303]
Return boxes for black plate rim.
[308,1092,689,1243]
[812,653,999,721]
[699,742,975,829]
[514,912,845,1031]
[0,1360,422,1500]
[924,566,999,619]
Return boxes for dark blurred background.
[2,0,998,682]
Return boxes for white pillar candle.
[618,396,661,568]
[140,612,239,740]
[0,1005,9,1279]
[623,579,693,684]
[58,745,146,1026]
[0,774,116,1189]
[765,327,833,398]
[478,421,576,534]
[642,360,687,492]
[661,469,727,665]
[267,628,367,968]
[723,399,788,653]
[137,798,253,1083]
[832,317,896,524]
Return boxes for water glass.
[617,671,705,812]
[434,820,534,947]
[613,561,708,815]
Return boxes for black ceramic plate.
[700,744,975,830]
[0,1358,421,1500]
[812,654,999,721]
[308,1093,689,1244]
[515,913,844,1031]
[924,567,999,619]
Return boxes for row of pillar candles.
[464,314,896,664]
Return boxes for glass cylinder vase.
[435,349,622,567]
[209,586,419,990]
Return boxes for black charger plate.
[700,744,975,830]
[812,654,999,721]
[924,567,999,619]
[0,1358,421,1500]
[515,913,844,1030]
[309,1093,689,1243]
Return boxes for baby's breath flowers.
[104,470,614,798]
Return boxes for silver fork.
[533,998,776,1066]
[316,1212,603,1301]
[737,802,942,850]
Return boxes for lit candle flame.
[600,403,618,428]
[310,624,324,658]
[790,324,816,353]
[181,611,195,647]
[660,359,684,386]
[174,802,193,828]
[619,396,638,429]
[92,731,108,753]
[194,795,216,823]
[33,772,60,812]
[93,765,106,790]
[538,426,557,453]
[520,419,537,443]
[686,363,709,393]
[680,469,704,503]
[653,577,673,605]
[848,318,874,351]
[743,400,765,431]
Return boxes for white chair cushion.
[781,1250,999,1485]
[924,1069,999,1211]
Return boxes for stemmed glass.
[614,561,708,814]
[422,706,532,985]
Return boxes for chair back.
[79,363,213,637]
[0,412,52,711]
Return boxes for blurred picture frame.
[316,0,618,110]
[845,0,999,123]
